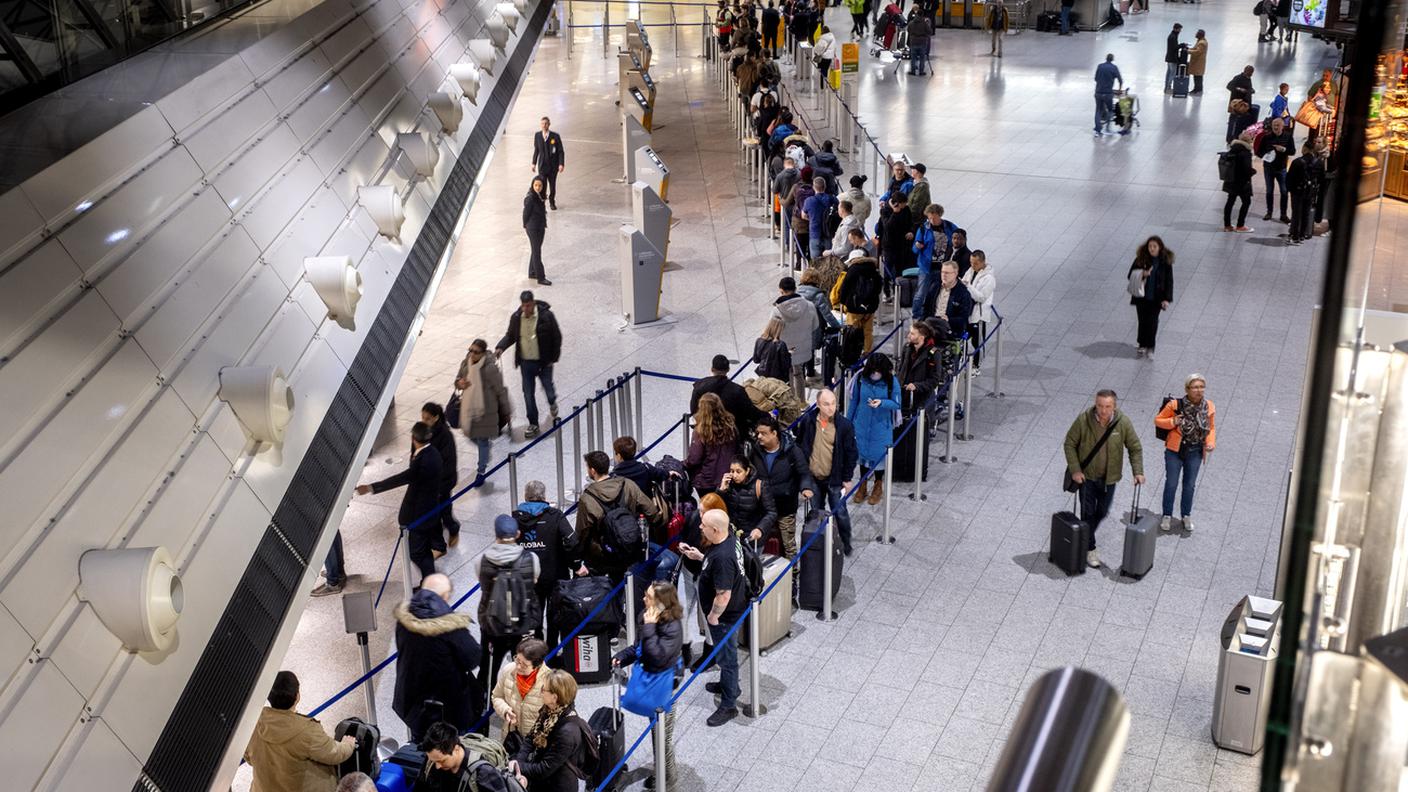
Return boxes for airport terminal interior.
[1,0,1407,789]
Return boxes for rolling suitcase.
[333,717,381,780]
[821,328,843,384]
[798,510,843,610]
[896,274,917,311]
[587,674,626,792]
[739,551,793,652]
[1049,493,1090,576]
[561,629,614,684]
[1120,484,1159,579]
[1172,65,1190,98]
[890,393,931,483]
[550,576,623,634]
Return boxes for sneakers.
[1223,226,1236,232]
[1086,550,1101,568]
[311,581,344,597]
[1262,212,1274,221]
[1135,347,1146,358]
[1160,515,1172,532]
[524,424,540,439]
[705,681,722,694]
[1287,238,1303,246]
[1182,516,1195,532]
[1118,128,1131,136]
[706,706,739,727]
[971,367,982,378]
[1145,350,1155,361]
[1234,226,1254,233]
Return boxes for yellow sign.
[840,42,860,75]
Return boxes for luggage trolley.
[1114,87,1141,132]
[870,3,909,59]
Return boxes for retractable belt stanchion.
[990,322,1006,398]
[912,408,927,501]
[681,412,691,457]
[572,416,582,501]
[879,444,895,544]
[746,601,767,716]
[959,362,974,440]
[341,591,379,725]
[554,426,566,507]
[625,573,638,646]
[820,516,836,621]
[940,384,957,462]
[609,376,621,439]
[634,367,645,440]
[585,398,596,457]
[399,531,414,601]
[508,452,520,511]
[595,390,607,450]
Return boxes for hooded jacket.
[844,187,873,227]
[961,265,997,324]
[809,150,844,193]
[772,292,820,361]
[393,589,483,735]
[513,500,581,593]
[477,543,542,635]
[772,165,800,201]
[612,458,664,497]
[577,476,662,572]
[829,212,863,257]
[243,707,353,792]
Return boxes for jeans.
[908,45,927,73]
[471,437,491,477]
[912,272,938,320]
[809,236,825,260]
[810,482,853,550]
[323,530,346,586]
[991,28,1002,54]
[519,359,558,427]
[1162,447,1203,518]
[1059,5,1070,32]
[644,542,680,581]
[1223,187,1252,227]
[707,621,741,709]
[1094,92,1115,132]
[1077,479,1116,549]
[1264,168,1288,216]
[817,58,832,88]
[1164,62,1177,92]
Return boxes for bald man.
[392,573,483,740]
[795,390,859,555]
[679,510,746,727]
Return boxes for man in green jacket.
[1063,389,1145,568]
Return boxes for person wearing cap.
[393,573,483,740]
[1153,374,1215,533]
[243,670,355,792]
[495,291,563,439]
[478,515,543,693]
[772,275,820,393]
[690,354,766,431]
[834,247,884,353]
[512,480,583,651]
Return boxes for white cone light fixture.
[218,365,295,445]
[428,91,463,134]
[494,4,521,32]
[305,255,363,330]
[449,63,482,105]
[358,184,406,238]
[78,546,183,653]
[397,132,440,177]
[511,0,530,14]
[468,39,499,74]
[484,14,511,48]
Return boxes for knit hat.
[494,514,520,539]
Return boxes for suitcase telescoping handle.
[1131,481,1142,516]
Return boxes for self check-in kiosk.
[626,22,651,71]
[621,114,652,182]
[620,224,665,325]
[623,87,653,132]
[632,180,671,262]
[633,146,668,201]
[618,50,655,113]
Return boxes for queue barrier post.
[878,443,895,544]
[959,360,975,441]
[609,376,621,440]
[745,600,767,717]
[990,321,1006,398]
[681,412,691,458]
[634,367,645,441]
[399,529,414,602]
[912,408,928,501]
[625,572,638,647]
[653,709,668,789]
[555,426,566,509]
[508,452,520,512]
[818,515,837,622]
[940,385,957,463]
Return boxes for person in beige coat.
[1187,30,1208,95]
[244,671,355,792]
[491,637,552,754]
[455,338,512,482]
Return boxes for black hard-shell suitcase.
[1049,494,1090,576]
[550,576,623,633]
[1120,484,1159,579]
[890,416,931,483]
[333,717,381,780]
[1172,65,1190,98]
[896,274,917,310]
[821,329,843,384]
[587,674,626,792]
[798,510,843,610]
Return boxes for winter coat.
[457,354,513,440]
[426,417,458,490]
[1255,124,1296,172]
[809,151,844,193]
[961,265,997,323]
[753,336,793,380]
[773,166,800,202]
[748,435,817,514]
[835,256,883,315]
[786,182,816,235]
[720,470,778,539]
[880,206,915,268]
[898,340,943,414]
[512,500,581,594]
[612,458,664,498]
[1128,255,1174,307]
[492,661,551,739]
[849,375,902,468]
[243,707,353,792]
[795,411,859,485]
[1187,38,1207,76]
[844,187,872,226]
[907,180,932,227]
[393,589,484,735]
[577,476,662,571]
[1062,408,1144,484]
[772,292,820,361]
[613,618,684,673]
[937,279,975,333]
[799,282,840,331]
[1164,30,1182,64]
[495,301,563,366]
[476,542,541,636]
[829,213,863,257]
[686,434,737,492]
[815,31,838,60]
[907,14,933,45]
[1222,139,1255,195]
[804,191,837,241]
[372,445,444,527]
[513,708,586,792]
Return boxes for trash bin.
[1212,595,1282,754]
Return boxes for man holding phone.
[677,511,747,727]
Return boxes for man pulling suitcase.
[1059,389,1144,571]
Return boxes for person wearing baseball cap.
[477,514,542,692]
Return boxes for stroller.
[1113,89,1141,132]
[870,3,909,58]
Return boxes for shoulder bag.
[1063,418,1120,493]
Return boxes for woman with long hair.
[1127,236,1174,360]
[849,352,902,505]
[612,582,685,789]
[718,455,778,545]
[507,670,586,792]
[523,175,550,285]
[454,338,512,483]
[753,316,793,382]
[685,393,739,496]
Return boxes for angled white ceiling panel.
[0,662,85,790]
[317,15,376,70]
[0,240,84,355]
[134,227,262,374]
[168,266,287,411]
[391,36,433,84]
[211,123,302,214]
[156,55,257,137]
[317,214,377,270]
[376,92,433,151]
[182,88,280,173]
[236,155,327,251]
[355,67,407,127]
[46,600,124,700]
[361,0,409,36]
[49,720,143,792]
[285,75,357,145]
[0,604,36,684]
[260,48,335,116]
[0,389,196,638]
[238,2,348,83]
[242,297,319,385]
[0,187,44,265]
[95,189,234,326]
[0,340,157,552]
[125,435,232,554]
[326,132,392,209]
[263,187,350,288]
[306,103,375,176]
[336,40,390,97]
[376,16,419,60]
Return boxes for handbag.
[620,658,681,717]
[1126,269,1146,298]
[1062,418,1120,493]
[1295,99,1324,129]
[445,390,462,429]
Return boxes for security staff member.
[531,116,565,210]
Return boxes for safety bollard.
[681,412,691,458]
[400,530,415,602]
[508,452,520,511]
[878,444,895,544]
[653,709,668,790]
[625,574,638,647]
[911,408,928,501]
[745,601,767,716]
[940,388,957,462]
[609,377,620,440]
[818,517,836,621]
[634,367,645,441]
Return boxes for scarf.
[1178,399,1210,446]
[461,355,488,424]
[516,667,540,699]
[529,704,568,750]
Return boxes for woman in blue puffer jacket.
[848,352,901,507]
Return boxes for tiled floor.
[253,5,1381,791]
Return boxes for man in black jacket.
[1163,23,1183,93]
[421,402,460,550]
[358,421,443,582]
[761,1,781,56]
[899,321,944,416]
[392,574,482,740]
[796,390,859,555]
[530,116,565,210]
[513,480,583,650]
[1256,116,1295,222]
[495,291,562,439]
[749,415,815,558]
[690,354,766,431]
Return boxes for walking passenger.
[523,176,549,285]
[495,291,562,439]
[1093,54,1124,136]
[456,339,512,483]
[1062,390,1145,569]
[1127,236,1174,360]
[531,117,565,210]
[987,0,1008,56]
[420,402,460,549]
[1154,374,1215,533]
[356,422,444,582]
[1221,131,1256,232]
[849,353,902,506]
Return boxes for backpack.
[591,488,646,558]
[332,717,380,781]
[1217,151,1235,183]
[655,456,692,506]
[568,716,604,782]
[1252,0,1264,14]
[1155,396,1183,441]
[464,760,527,792]
[484,552,539,637]
[735,534,765,599]
[841,264,882,314]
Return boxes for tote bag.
[620,659,681,716]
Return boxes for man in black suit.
[690,353,766,433]
[421,402,460,550]
[531,116,565,210]
[357,422,444,584]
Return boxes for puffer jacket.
[748,434,816,514]
[772,292,820,361]
[720,470,778,539]
[809,151,844,193]
[243,707,352,792]
[492,661,551,739]
[798,283,840,351]
[615,618,684,673]
[844,187,873,226]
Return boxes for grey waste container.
[1212,595,1282,754]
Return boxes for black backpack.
[735,534,765,599]
[591,488,646,558]
[842,265,883,314]
[333,717,381,780]
[1217,151,1235,183]
[485,553,539,637]
[1155,396,1183,441]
